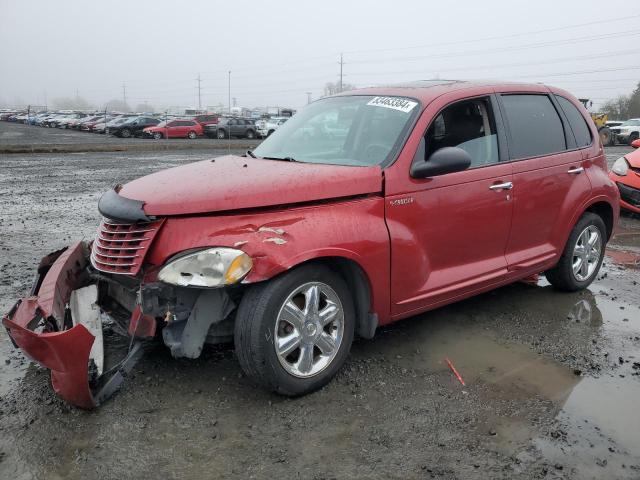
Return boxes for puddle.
[356,268,640,470]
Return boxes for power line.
[342,14,640,56]
[348,48,640,78]
[348,29,640,66]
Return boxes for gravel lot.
[0,126,639,479]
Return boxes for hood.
[625,148,640,168]
[118,155,383,216]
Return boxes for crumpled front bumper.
[2,241,146,409]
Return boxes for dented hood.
[119,155,383,216]
[625,148,640,168]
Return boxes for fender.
[145,196,392,324]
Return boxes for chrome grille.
[90,218,164,275]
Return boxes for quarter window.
[555,95,592,148]
[425,97,500,168]
[501,94,566,159]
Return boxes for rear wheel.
[599,127,612,147]
[120,128,131,138]
[217,129,226,139]
[187,130,197,139]
[234,264,355,396]
[545,212,606,291]
[245,129,256,139]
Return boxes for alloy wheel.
[572,225,602,282]
[274,282,344,378]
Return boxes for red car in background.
[193,114,219,128]
[609,146,640,213]
[143,119,203,139]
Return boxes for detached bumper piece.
[2,242,146,409]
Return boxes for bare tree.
[135,103,155,113]
[52,96,93,110]
[104,99,131,112]
[600,81,640,119]
[323,82,356,97]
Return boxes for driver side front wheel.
[234,264,355,396]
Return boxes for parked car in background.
[58,114,88,129]
[108,116,160,138]
[143,119,203,139]
[204,117,257,139]
[609,146,640,213]
[193,114,219,128]
[610,119,640,145]
[257,117,288,138]
[82,115,112,131]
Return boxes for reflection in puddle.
[362,276,640,471]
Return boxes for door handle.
[568,166,584,174]
[489,181,513,191]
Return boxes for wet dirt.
[1,147,639,479]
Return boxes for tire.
[120,128,131,138]
[217,129,226,139]
[153,132,162,140]
[187,130,197,139]
[599,127,612,147]
[545,212,606,292]
[245,129,255,139]
[234,264,355,396]
[628,132,639,146]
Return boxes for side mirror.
[410,146,472,178]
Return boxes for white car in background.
[257,117,288,138]
[610,118,640,145]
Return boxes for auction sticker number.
[367,97,418,113]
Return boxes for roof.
[337,79,551,104]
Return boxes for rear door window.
[555,95,592,148]
[500,94,566,159]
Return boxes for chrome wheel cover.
[572,225,602,282]
[274,282,344,378]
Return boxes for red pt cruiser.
[3,81,620,408]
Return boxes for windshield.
[252,95,420,166]
[620,119,640,127]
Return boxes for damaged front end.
[3,193,243,408]
[2,242,149,408]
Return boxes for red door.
[497,93,592,272]
[385,94,514,319]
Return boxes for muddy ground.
[0,142,639,480]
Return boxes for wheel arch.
[253,255,378,340]
[584,200,614,240]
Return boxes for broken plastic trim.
[2,242,146,408]
[98,187,151,223]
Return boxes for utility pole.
[227,71,231,114]
[122,83,127,111]
[306,92,312,104]
[44,90,47,110]
[232,97,237,108]
[196,73,202,111]
[338,53,344,93]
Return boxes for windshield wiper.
[245,150,257,158]
[262,156,297,162]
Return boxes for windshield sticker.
[367,97,417,113]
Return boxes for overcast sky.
[1,0,638,111]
